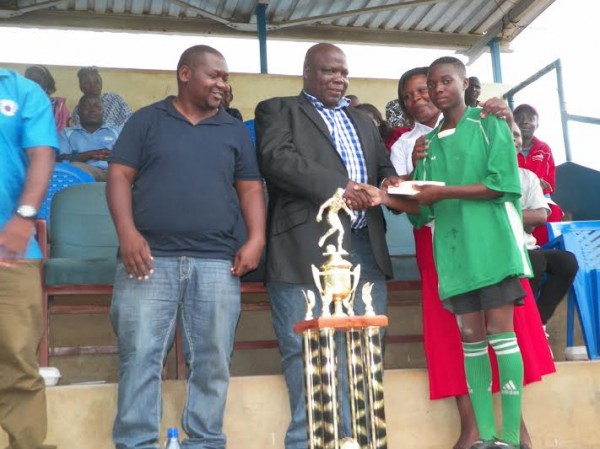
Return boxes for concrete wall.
[2,62,510,121]
[1,363,599,449]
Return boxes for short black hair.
[355,103,394,140]
[78,93,102,107]
[355,103,384,124]
[177,45,224,72]
[24,65,56,94]
[468,76,481,85]
[429,56,467,78]
[77,66,101,83]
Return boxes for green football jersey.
[409,107,532,300]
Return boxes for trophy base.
[293,315,388,334]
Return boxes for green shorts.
[443,276,525,315]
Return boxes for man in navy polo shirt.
[107,45,266,449]
[0,68,57,449]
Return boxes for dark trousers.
[527,249,579,324]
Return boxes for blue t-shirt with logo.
[0,68,59,258]
[58,124,122,169]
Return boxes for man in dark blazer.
[255,43,401,449]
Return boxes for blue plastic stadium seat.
[244,119,256,148]
[544,220,600,359]
[39,162,94,221]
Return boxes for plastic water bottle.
[164,428,181,449]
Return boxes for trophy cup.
[293,188,388,449]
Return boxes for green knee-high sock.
[489,332,524,446]
[463,340,496,442]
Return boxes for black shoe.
[469,441,495,449]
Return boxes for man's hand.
[0,216,35,268]
[354,183,387,207]
[412,136,429,168]
[83,149,111,161]
[343,180,372,210]
[414,185,444,205]
[231,238,264,277]
[118,229,154,280]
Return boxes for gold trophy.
[293,188,388,449]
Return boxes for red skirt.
[415,226,556,400]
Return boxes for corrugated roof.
[0,0,555,63]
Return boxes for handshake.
[345,177,447,212]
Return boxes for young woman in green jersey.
[359,57,534,449]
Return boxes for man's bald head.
[302,43,349,108]
[303,43,344,71]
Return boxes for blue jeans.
[111,257,240,449]
[269,228,387,449]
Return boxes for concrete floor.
[2,363,600,449]
[1,289,594,449]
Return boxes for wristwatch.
[16,204,38,220]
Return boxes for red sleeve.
[384,126,412,151]
[522,137,556,193]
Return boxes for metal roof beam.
[164,0,239,29]
[461,0,554,63]
[268,22,477,49]
[0,9,478,49]
[162,0,452,32]
[0,0,64,19]
[270,0,449,30]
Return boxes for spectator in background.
[512,123,578,331]
[465,76,481,107]
[24,64,71,132]
[355,102,407,151]
[346,94,360,106]
[222,84,243,121]
[71,66,131,127]
[0,67,57,449]
[58,94,121,181]
[514,104,555,194]
[390,66,441,177]
[385,97,412,128]
[514,103,562,245]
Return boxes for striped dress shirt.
[303,91,367,229]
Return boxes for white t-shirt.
[390,122,434,176]
[519,167,550,249]
[390,116,443,176]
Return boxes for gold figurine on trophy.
[313,188,361,318]
[316,188,354,253]
[294,189,388,449]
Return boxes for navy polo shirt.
[109,97,261,259]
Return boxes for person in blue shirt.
[0,67,57,449]
[58,93,121,181]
